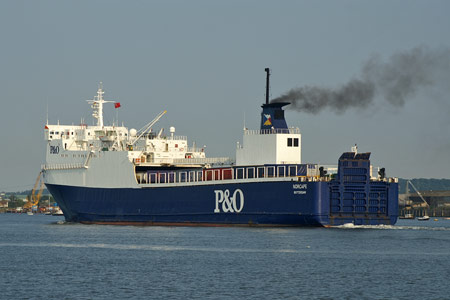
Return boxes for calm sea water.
[1,215,449,300]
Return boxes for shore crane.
[407,180,430,220]
[24,172,45,210]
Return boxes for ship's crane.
[130,110,167,146]
[24,172,45,210]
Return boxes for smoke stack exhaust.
[270,46,450,114]
[265,68,270,104]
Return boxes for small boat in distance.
[52,208,63,216]
[399,212,414,219]
[417,215,430,221]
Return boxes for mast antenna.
[87,82,114,127]
[46,99,49,125]
[265,67,270,104]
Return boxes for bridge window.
[150,173,157,184]
[189,171,196,182]
[257,167,265,178]
[159,173,166,183]
[205,170,213,181]
[168,172,175,183]
[222,169,233,180]
[179,172,187,183]
[267,166,275,177]
[236,168,244,179]
[278,166,285,177]
[247,167,255,179]
[287,138,293,147]
[294,138,299,147]
[289,166,297,176]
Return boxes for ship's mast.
[265,67,270,104]
[87,82,114,127]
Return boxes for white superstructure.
[42,84,221,188]
[236,128,301,166]
[42,83,302,190]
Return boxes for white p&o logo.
[214,189,244,213]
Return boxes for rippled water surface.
[1,214,449,300]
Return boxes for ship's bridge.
[236,102,301,166]
[45,124,129,151]
[236,127,301,166]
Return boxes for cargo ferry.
[42,70,398,226]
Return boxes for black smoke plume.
[271,46,450,114]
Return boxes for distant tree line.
[14,188,50,195]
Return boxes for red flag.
[114,102,121,108]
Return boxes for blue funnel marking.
[260,102,290,130]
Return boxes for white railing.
[172,157,233,165]
[170,136,187,141]
[41,163,85,170]
[244,128,300,135]
[144,135,187,141]
[185,147,205,153]
[136,164,326,186]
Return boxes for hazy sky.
[1,0,449,192]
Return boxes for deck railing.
[244,128,300,135]
[136,164,321,185]
[41,163,85,170]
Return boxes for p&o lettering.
[214,189,244,213]
[50,145,60,154]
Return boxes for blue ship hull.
[46,179,398,227]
